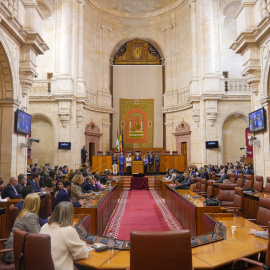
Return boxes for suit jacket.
[1,183,22,199]
[148,155,154,164]
[134,156,141,161]
[200,172,209,180]
[16,182,24,195]
[83,182,98,192]
[54,188,81,210]
[215,173,229,183]
[112,156,118,165]
[119,155,125,165]
[175,174,184,184]
[27,179,41,192]
[176,177,193,189]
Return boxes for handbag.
[205,198,220,206]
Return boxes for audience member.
[83,176,99,192]
[248,229,269,239]
[40,201,88,270]
[1,177,22,199]
[54,180,83,209]
[54,180,64,198]
[71,174,92,202]
[16,174,27,194]
[215,168,229,183]
[175,172,192,189]
[27,173,41,192]
[200,167,209,180]
[3,193,41,263]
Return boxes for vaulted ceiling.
[94,0,179,14]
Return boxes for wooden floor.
[116,175,158,189]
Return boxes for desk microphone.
[77,213,84,222]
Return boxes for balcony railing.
[178,88,190,106]
[225,79,250,93]
[29,80,51,95]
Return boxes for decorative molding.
[19,69,38,97]
[173,120,191,136]
[58,113,70,128]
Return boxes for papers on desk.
[0,198,8,202]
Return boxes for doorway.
[181,142,187,156]
[89,143,95,166]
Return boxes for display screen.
[206,141,219,149]
[249,108,266,133]
[14,109,31,135]
[58,142,71,150]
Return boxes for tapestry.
[120,99,153,148]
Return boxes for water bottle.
[108,230,114,251]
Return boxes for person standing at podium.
[148,152,155,175]
[119,152,125,175]
[134,152,141,161]
[112,153,118,175]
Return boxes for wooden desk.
[74,185,118,235]
[131,161,143,174]
[0,208,6,239]
[92,155,185,174]
[165,185,220,236]
[75,216,268,270]
[154,177,172,198]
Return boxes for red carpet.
[104,190,182,241]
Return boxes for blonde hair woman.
[70,174,91,202]
[3,193,41,263]
[40,201,88,270]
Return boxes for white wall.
[113,65,163,148]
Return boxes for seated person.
[244,163,253,175]
[27,173,41,192]
[40,201,89,270]
[3,193,41,263]
[215,168,229,183]
[16,186,48,226]
[83,176,99,192]
[175,172,193,189]
[71,174,92,202]
[16,174,27,194]
[1,177,22,199]
[200,167,209,180]
[53,180,64,198]
[248,229,269,239]
[100,172,110,185]
[54,180,84,210]
[27,165,32,174]
[166,170,175,182]
[62,165,69,175]
[175,170,184,184]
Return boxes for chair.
[249,197,270,228]
[265,177,270,193]
[164,151,170,155]
[155,150,161,155]
[39,192,52,219]
[243,178,253,189]
[97,151,103,156]
[211,171,216,181]
[245,174,254,182]
[13,229,54,270]
[236,177,243,188]
[9,205,19,231]
[254,176,263,192]
[224,187,244,216]
[192,178,202,193]
[217,184,237,206]
[172,151,178,155]
[232,222,270,269]
[197,179,207,195]
[229,173,236,184]
[0,184,6,193]
[130,231,193,270]
[237,173,243,179]
[204,180,214,198]
[106,151,112,156]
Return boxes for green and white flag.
[116,130,120,151]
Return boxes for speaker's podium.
[132,161,144,174]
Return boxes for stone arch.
[110,38,164,60]
[31,114,55,166]
[222,112,248,164]
[173,120,191,162]
[37,0,55,18]
[85,122,102,164]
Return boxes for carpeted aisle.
[104,189,182,240]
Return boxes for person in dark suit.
[175,170,184,184]
[215,168,229,183]
[1,177,22,199]
[175,172,193,189]
[83,176,99,192]
[81,145,88,164]
[53,180,83,210]
[200,168,209,180]
[119,152,125,176]
[27,174,41,192]
[148,152,155,175]
[134,152,141,161]
[16,174,27,195]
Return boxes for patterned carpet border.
[150,190,183,231]
[103,189,129,238]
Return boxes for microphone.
[77,213,84,223]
